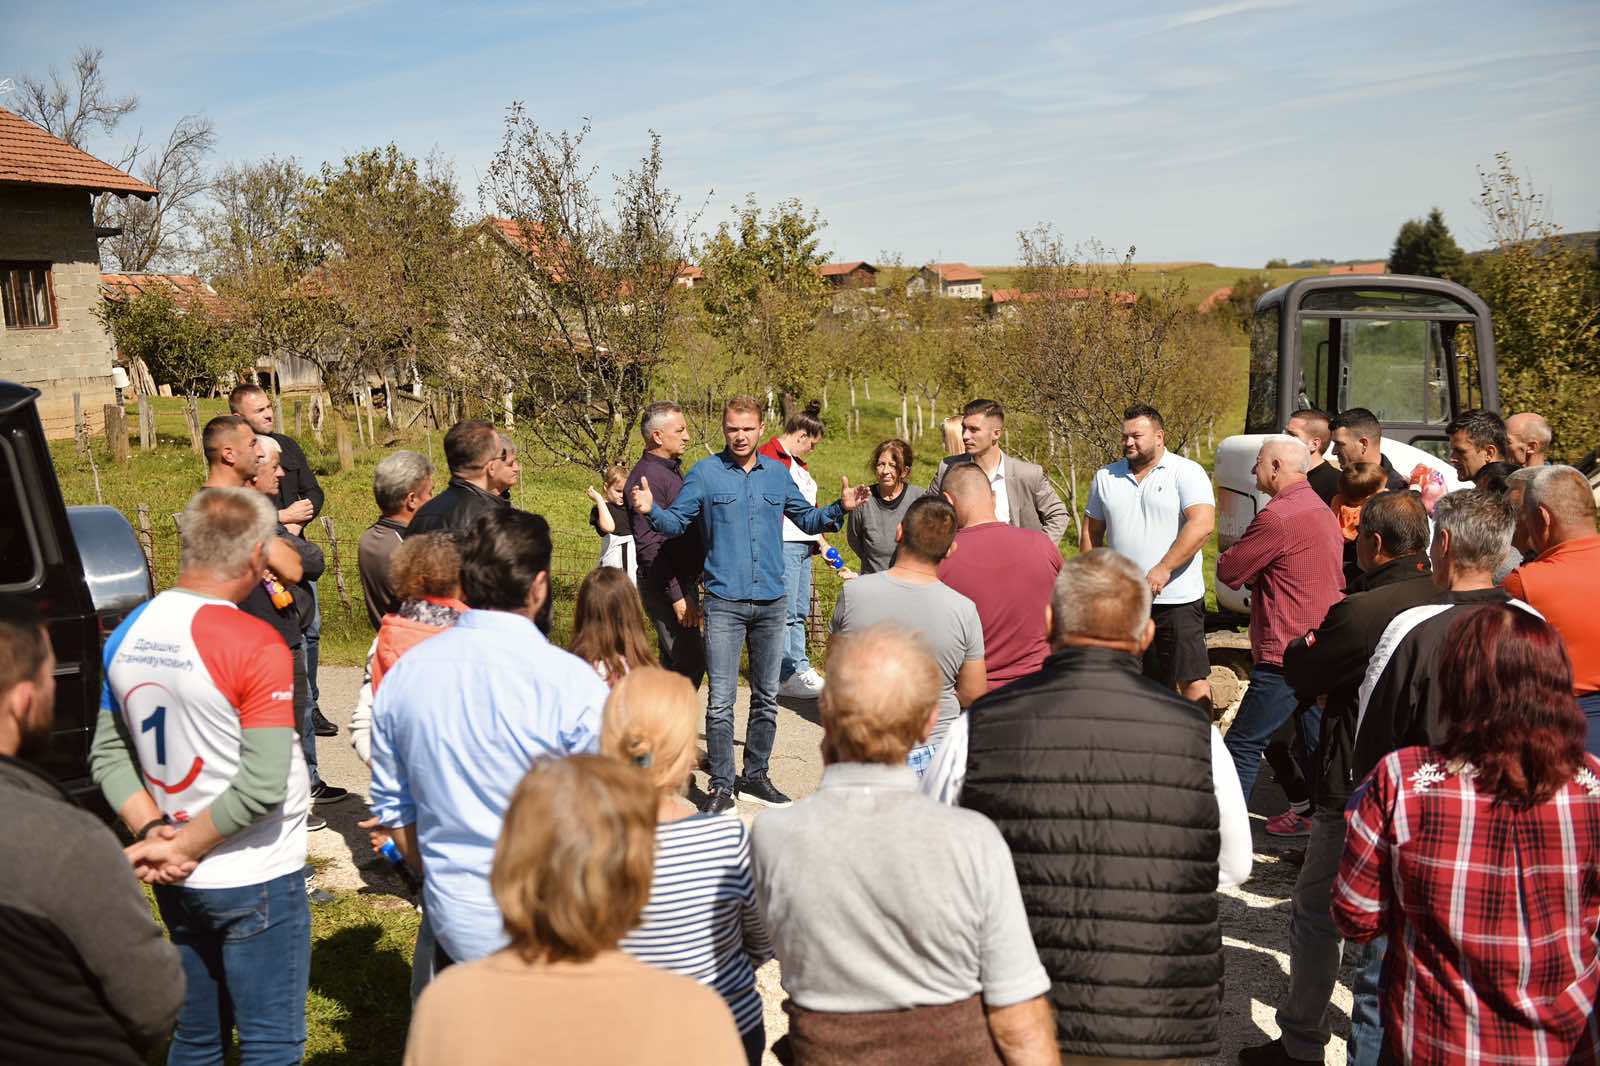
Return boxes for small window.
[1245,305,1280,434]
[1300,288,1473,316]
[0,436,44,589]
[1,263,56,329]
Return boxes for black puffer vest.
[961,645,1222,1060]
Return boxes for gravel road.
[308,665,1355,1065]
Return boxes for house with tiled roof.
[906,262,985,299]
[988,286,1138,319]
[818,261,877,289]
[0,104,156,437]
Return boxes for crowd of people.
[2,388,1598,1066]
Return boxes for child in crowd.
[585,465,637,583]
[570,566,658,686]
[1329,462,1385,543]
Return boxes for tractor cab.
[1245,274,1498,457]
[1213,274,1499,616]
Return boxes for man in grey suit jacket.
[928,399,1070,544]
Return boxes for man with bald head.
[939,462,1062,691]
[927,549,1250,1062]
[1216,437,1345,805]
[1504,465,1600,752]
[1506,412,1554,468]
[750,624,1057,1065]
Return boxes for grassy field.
[974,262,1324,300]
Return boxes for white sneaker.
[778,669,825,699]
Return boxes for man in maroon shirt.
[1216,437,1345,805]
[937,463,1063,691]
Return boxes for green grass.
[974,263,1323,301]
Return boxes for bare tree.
[471,108,699,473]
[16,45,214,271]
[15,46,137,148]
[999,227,1238,466]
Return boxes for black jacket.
[407,476,508,538]
[1349,587,1521,788]
[269,432,324,519]
[624,451,704,605]
[0,756,183,1063]
[1283,553,1442,807]
[960,645,1221,1060]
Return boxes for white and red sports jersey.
[102,589,308,890]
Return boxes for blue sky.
[5,0,1597,267]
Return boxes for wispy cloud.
[1164,0,1299,30]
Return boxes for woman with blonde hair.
[569,565,657,685]
[403,755,744,1066]
[605,668,774,1065]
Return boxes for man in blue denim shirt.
[633,395,868,813]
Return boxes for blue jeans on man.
[779,541,814,681]
[1224,663,1300,805]
[153,869,311,1066]
[305,583,323,722]
[703,594,785,790]
[1580,692,1600,756]
[293,644,321,789]
[1348,934,1387,1066]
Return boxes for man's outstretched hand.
[630,476,654,514]
[839,476,871,513]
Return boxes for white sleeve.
[1210,725,1253,889]
[1178,457,1217,509]
[348,637,379,766]
[921,714,970,806]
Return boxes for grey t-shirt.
[751,762,1048,1013]
[830,572,983,740]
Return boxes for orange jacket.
[371,598,469,694]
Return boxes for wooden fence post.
[138,396,154,451]
[135,504,155,574]
[364,386,376,443]
[104,404,130,462]
[334,417,354,474]
[293,399,303,437]
[319,515,351,615]
[73,393,87,456]
[309,394,324,446]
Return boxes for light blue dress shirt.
[646,449,844,602]
[368,609,608,962]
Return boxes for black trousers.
[640,579,706,690]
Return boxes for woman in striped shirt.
[604,668,773,1065]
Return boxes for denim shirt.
[647,449,844,602]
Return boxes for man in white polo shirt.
[1082,403,1216,707]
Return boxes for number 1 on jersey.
[140,705,167,765]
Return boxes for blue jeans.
[293,643,320,789]
[703,594,785,789]
[1580,692,1600,757]
[780,542,814,681]
[305,583,323,717]
[153,869,311,1066]
[410,908,436,1005]
[1224,664,1299,805]
[1348,934,1387,1066]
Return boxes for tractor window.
[1300,318,1331,411]
[1301,288,1474,316]
[1338,318,1451,426]
[1246,305,1279,434]
[0,436,44,590]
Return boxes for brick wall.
[0,187,118,438]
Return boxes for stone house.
[819,261,878,289]
[906,262,985,299]
[0,105,156,438]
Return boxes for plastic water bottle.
[823,547,844,571]
[379,840,423,896]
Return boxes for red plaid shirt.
[1333,745,1600,1065]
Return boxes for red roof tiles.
[991,286,1136,306]
[819,261,876,277]
[0,105,156,198]
[924,262,985,283]
[101,273,230,315]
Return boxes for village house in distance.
[0,105,156,438]
[905,262,985,299]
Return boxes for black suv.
[0,382,150,811]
